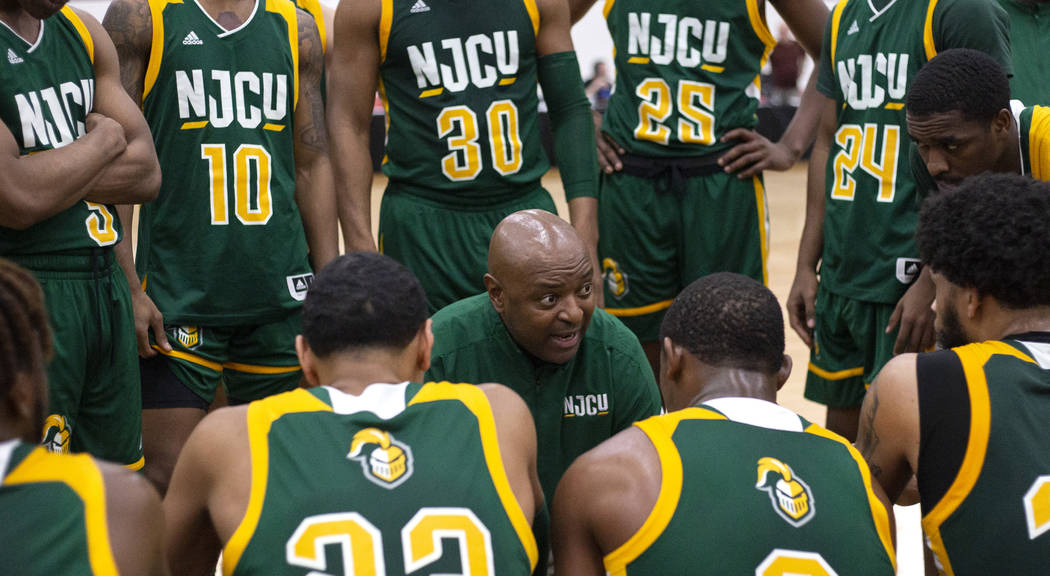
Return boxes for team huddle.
[1,0,1049,572]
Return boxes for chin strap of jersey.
[538,51,598,201]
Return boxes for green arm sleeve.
[537,51,599,200]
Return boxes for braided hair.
[0,259,52,395]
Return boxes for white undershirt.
[701,397,805,432]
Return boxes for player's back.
[137,0,313,325]
[223,382,538,576]
[919,337,1050,575]
[378,0,549,202]
[602,0,775,157]
[0,441,118,575]
[606,401,895,575]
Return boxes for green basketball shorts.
[804,283,898,408]
[598,167,768,342]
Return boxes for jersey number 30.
[438,101,522,181]
[286,507,496,575]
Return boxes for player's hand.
[131,288,170,358]
[594,109,624,174]
[787,268,818,348]
[85,112,128,155]
[887,272,936,354]
[718,128,797,179]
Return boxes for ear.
[992,108,1012,136]
[416,319,434,373]
[661,336,683,385]
[964,285,982,320]
[484,273,504,313]
[295,335,321,388]
[775,354,793,392]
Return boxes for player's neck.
[198,0,255,30]
[0,6,41,41]
[314,355,421,396]
[988,306,1050,341]
[683,368,778,409]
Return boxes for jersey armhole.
[916,349,969,514]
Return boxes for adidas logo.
[410,0,429,13]
[847,21,860,35]
[7,48,23,64]
[182,31,203,45]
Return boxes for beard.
[936,303,973,350]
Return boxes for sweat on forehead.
[488,210,583,271]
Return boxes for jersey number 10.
[202,143,273,225]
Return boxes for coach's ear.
[295,335,321,388]
[484,273,505,313]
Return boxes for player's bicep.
[856,353,919,503]
[771,0,828,59]
[102,0,152,103]
[535,0,575,56]
[295,8,328,158]
[328,0,380,133]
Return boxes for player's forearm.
[567,196,599,261]
[296,158,340,270]
[83,135,161,205]
[0,130,123,230]
[796,139,827,274]
[114,204,143,291]
[776,74,821,163]
[331,125,378,253]
[540,51,599,201]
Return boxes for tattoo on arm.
[296,11,329,154]
[857,387,883,478]
[102,0,152,104]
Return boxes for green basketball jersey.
[1018,105,1050,180]
[0,441,117,575]
[605,403,896,575]
[223,383,538,576]
[0,7,122,256]
[138,0,312,325]
[602,0,775,158]
[818,0,1010,303]
[920,339,1050,576]
[377,0,549,205]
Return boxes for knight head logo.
[602,258,629,299]
[41,414,71,454]
[347,428,413,489]
[756,457,815,527]
[174,326,201,350]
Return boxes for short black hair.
[659,273,784,373]
[907,48,1009,123]
[918,172,1050,308]
[302,253,428,357]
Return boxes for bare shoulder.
[870,353,918,403]
[101,0,153,53]
[98,461,169,576]
[478,383,531,423]
[333,0,380,34]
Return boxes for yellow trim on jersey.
[180,120,209,130]
[263,122,286,131]
[153,345,223,372]
[499,77,517,86]
[221,361,301,374]
[124,456,145,471]
[379,0,393,63]
[605,299,673,317]
[522,0,540,37]
[420,87,444,98]
[923,0,939,61]
[808,363,864,381]
[805,423,897,571]
[604,408,725,574]
[295,0,326,54]
[60,7,94,64]
[885,102,904,110]
[602,0,615,19]
[754,176,769,286]
[627,56,650,64]
[144,0,178,102]
[267,0,300,110]
[922,341,1034,576]
[829,0,849,67]
[1028,105,1050,180]
[409,382,540,571]
[700,64,724,74]
[6,449,118,576]
[223,389,333,574]
[746,0,776,52]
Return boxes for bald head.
[488,209,586,278]
[485,210,596,365]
